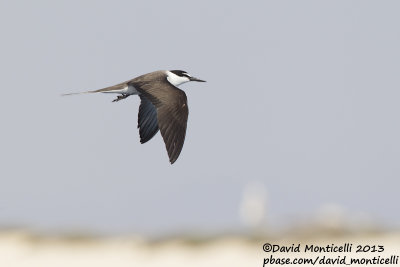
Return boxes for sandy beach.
[1,230,399,267]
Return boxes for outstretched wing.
[155,91,188,164]
[138,95,159,144]
[133,77,189,164]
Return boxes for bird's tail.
[61,82,129,97]
[61,90,97,96]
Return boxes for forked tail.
[61,90,96,96]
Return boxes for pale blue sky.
[0,1,399,235]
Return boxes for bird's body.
[63,70,205,164]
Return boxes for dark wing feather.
[155,93,188,163]
[138,95,159,144]
[132,75,188,164]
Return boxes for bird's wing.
[134,80,188,164]
[138,95,159,144]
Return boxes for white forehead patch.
[166,71,190,87]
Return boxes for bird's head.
[166,70,206,87]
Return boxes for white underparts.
[166,71,190,87]
[100,85,139,95]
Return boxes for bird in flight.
[63,70,206,164]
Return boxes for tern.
[63,70,206,164]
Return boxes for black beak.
[190,77,206,82]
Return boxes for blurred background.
[0,0,399,266]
